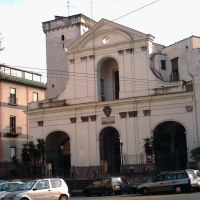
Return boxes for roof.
[163,35,200,49]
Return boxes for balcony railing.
[8,97,18,105]
[3,126,22,137]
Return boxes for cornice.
[26,92,193,116]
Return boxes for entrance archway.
[45,131,71,176]
[153,121,187,170]
[99,127,121,173]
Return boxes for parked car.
[186,169,200,188]
[137,170,199,195]
[131,177,152,194]
[0,181,23,193]
[83,177,131,196]
[0,183,25,200]
[2,178,70,200]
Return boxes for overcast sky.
[0,0,200,83]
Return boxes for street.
[71,192,200,200]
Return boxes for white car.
[2,178,70,200]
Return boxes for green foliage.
[21,138,46,176]
[190,147,200,161]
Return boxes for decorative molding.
[126,48,134,53]
[80,56,87,61]
[90,115,97,121]
[88,55,95,59]
[141,46,147,51]
[70,117,76,123]
[128,111,138,117]
[37,121,43,126]
[118,50,124,54]
[103,106,112,117]
[69,58,75,63]
[185,106,193,112]
[143,110,151,116]
[119,112,127,118]
[81,116,89,122]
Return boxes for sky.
[0,0,200,83]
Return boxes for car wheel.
[97,193,102,196]
[127,188,132,194]
[174,186,182,194]
[142,187,149,195]
[104,189,110,196]
[84,190,90,197]
[59,195,68,200]
[20,198,29,200]
[117,190,123,195]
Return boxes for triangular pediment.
[67,18,154,52]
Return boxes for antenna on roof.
[89,0,93,19]
[67,1,70,16]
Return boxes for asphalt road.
[71,192,200,200]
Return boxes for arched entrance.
[153,121,187,170]
[97,57,119,101]
[99,127,121,173]
[45,131,71,177]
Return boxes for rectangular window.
[33,92,38,101]
[61,35,65,41]
[10,147,16,158]
[100,79,105,101]
[114,71,119,100]
[10,116,16,134]
[186,83,193,92]
[10,88,17,104]
[161,60,166,70]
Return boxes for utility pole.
[89,0,93,19]
[67,1,70,16]
[0,33,5,51]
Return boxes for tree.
[21,139,46,176]
[190,147,200,162]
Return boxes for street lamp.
[120,142,124,172]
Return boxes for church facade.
[26,14,200,178]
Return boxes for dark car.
[83,177,131,196]
[131,177,152,194]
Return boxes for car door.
[148,175,165,192]
[30,180,52,200]
[121,178,130,193]
[88,179,102,194]
[163,174,176,191]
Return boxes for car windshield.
[21,181,37,190]
[7,184,24,192]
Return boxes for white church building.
[26,14,200,177]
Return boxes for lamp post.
[120,142,124,172]
[60,146,64,177]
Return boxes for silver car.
[0,182,23,194]
[137,170,199,195]
[2,178,70,200]
[0,183,25,200]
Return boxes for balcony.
[8,97,18,106]
[2,126,22,137]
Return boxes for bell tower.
[42,14,95,99]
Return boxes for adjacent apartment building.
[0,64,46,175]
[26,14,200,178]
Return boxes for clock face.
[102,36,110,44]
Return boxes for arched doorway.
[153,121,187,170]
[45,131,71,177]
[97,57,119,101]
[99,127,121,173]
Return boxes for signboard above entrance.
[101,116,115,125]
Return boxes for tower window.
[61,35,65,41]
[161,60,166,70]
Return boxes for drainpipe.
[186,45,199,147]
